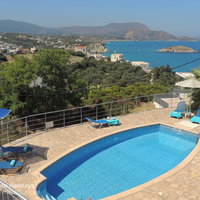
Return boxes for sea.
[104,41,200,72]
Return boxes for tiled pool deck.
[1,108,200,200]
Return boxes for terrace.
[0,91,200,200]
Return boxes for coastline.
[103,40,200,72]
[103,39,199,43]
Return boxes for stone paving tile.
[1,108,200,200]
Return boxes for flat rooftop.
[1,108,200,200]
[176,72,195,79]
[131,61,149,65]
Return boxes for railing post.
[63,110,65,127]
[110,102,112,117]
[45,113,47,131]
[96,105,98,120]
[7,123,9,143]
[170,93,173,108]
[80,108,83,124]
[135,97,138,107]
[123,102,126,115]
[25,117,28,136]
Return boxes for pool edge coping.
[31,121,200,200]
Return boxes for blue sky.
[0,0,199,36]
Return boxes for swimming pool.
[37,124,198,200]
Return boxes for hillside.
[0,20,50,34]
[57,22,150,38]
[0,20,196,41]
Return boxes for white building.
[90,54,107,60]
[75,39,82,42]
[8,48,20,54]
[131,61,150,72]
[175,72,194,80]
[74,45,88,53]
[111,54,124,62]
[31,47,38,54]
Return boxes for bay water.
[104,41,200,72]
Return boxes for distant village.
[0,33,194,86]
[0,33,153,73]
[0,33,108,56]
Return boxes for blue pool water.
[37,124,198,200]
[104,41,200,72]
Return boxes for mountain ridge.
[0,19,196,41]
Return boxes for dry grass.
[6,54,33,63]
[131,102,156,112]
[70,56,84,63]
[6,54,84,64]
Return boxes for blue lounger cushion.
[95,119,108,124]
[85,117,108,124]
[170,101,186,119]
[170,111,183,119]
[0,160,23,169]
[190,108,200,124]
[23,146,29,152]
[9,160,16,166]
[2,146,33,154]
[85,117,109,128]
[190,116,200,124]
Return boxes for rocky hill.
[0,20,196,41]
[58,22,150,38]
[157,46,199,53]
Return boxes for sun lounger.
[1,145,33,154]
[170,101,186,119]
[85,117,109,128]
[190,108,200,124]
[0,160,23,175]
[1,145,33,161]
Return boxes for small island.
[157,46,199,53]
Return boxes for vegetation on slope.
[0,49,177,117]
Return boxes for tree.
[151,65,178,88]
[68,50,85,57]
[32,49,88,111]
[0,56,37,115]
[74,58,150,88]
[87,83,169,104]
[190,68,200,111]
[0,53,7,62]
[0,49,88,116]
